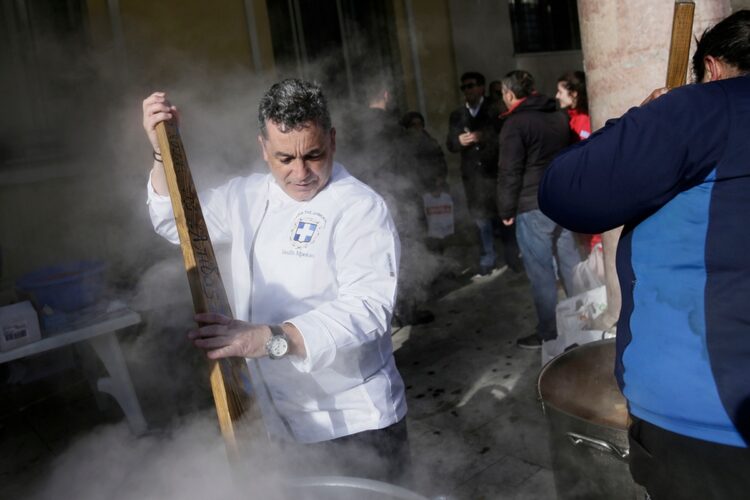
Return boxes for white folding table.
[0,307,147,435]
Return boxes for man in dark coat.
[400,111,448,194]
[497,70,580,349]
[447,71,520,275]
[340,77,404,193]
[346,77,434,326]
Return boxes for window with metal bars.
[508,0,581,54]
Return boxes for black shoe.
[506,253,523,273]
[516,333,542,350]
[479,265,493,276]
[508,259,523,274]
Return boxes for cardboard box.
[0,301,42,352]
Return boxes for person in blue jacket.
[539,10,750,500]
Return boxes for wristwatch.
[265,324,290,360]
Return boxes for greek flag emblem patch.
[294,221,318,243]
[289,210,326,249]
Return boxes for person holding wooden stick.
[539,10,750,499]
[142,79,410,484]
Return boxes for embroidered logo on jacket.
[294,221,317,243]
[289,210,326,249]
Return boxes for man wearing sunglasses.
[447,71,520,276]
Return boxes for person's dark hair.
[460,71,485,86]
[400,111,425,129]
[258,78,331,137]
[557,70,588,113]
[501,70,535,99]
[692,9,750,82]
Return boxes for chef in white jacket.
[142,79,409,482]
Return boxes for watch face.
[268,335,289,359]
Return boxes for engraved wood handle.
[666,1,696,88]
[155,120,256,462]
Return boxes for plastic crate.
[16,261,107,312]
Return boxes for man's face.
[259,120,336,202]
[461,78,484,106]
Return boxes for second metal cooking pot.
[538,339,641,499]
[285,476,432,500]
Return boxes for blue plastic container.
[16,261,108,312]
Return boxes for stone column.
[576,0,730,329]
[578,0,730,128]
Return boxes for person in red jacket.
[556,71,591,142]
[557,71,600,252]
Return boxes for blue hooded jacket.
[539,75,750,447]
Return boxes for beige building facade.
[0,0,745,282]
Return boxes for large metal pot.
[285,476,432,500]
[538,339,640,499]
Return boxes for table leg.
[87,332,148,435]
[75,343,110,411]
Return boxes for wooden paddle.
[155,120,262,462]
[666,1,696,88]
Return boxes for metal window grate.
[508,0,581,54]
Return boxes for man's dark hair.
[460,71,485,86]
[557,70,588,113]
[501,70,535,99]
[692,9,750,82]
[258,78,331,137]
[399,110,425,129]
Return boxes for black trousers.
[279,418,412,487]
[628,415,750,500]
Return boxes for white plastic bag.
[542,285,613,365]
[570,242,605,296]
[423,191,455,239]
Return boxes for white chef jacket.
[147,162,407,443]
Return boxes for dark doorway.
[265,0,405,106]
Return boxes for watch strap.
[269,324,285,338]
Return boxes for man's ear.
[703,55,721,82]
[329,127,337,154]
[258,135,269,162]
